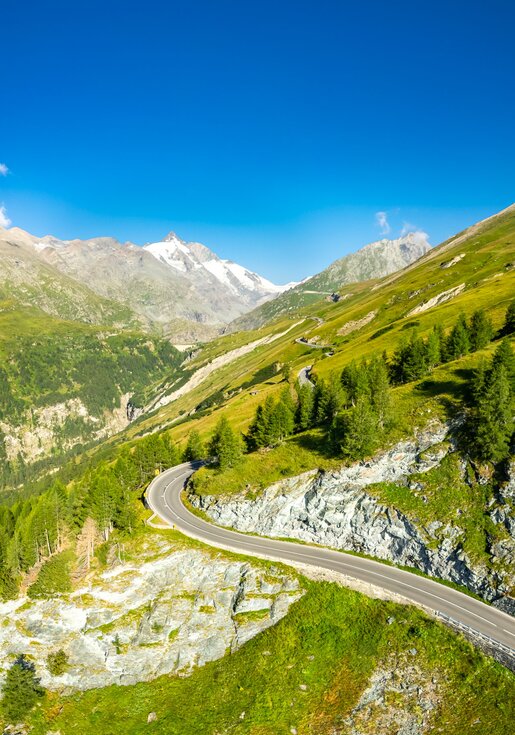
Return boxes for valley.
[0,204,514,733]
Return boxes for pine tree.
[341,361,369,406]
[296,384,315,431]
[472,363,513,463]
[446,313,470,360]
[502,300,515,336]
[209,416,243,470]
[368,357,392,429]
[159,433,179,468]
[339,398,379,460]
[1,655,44,723]
[247,396,275,449]
[391,334,428,383]
[272,400,295,443]
[492,337,515,388]
[316,375,345,424]
[184,430,206,462]
[469,309,493,351]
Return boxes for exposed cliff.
[0,536,301,692]
[190,423,515,607]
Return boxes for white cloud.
[0,205,11,228]
[375,211,390,235]
[401,221,430,247]
[0,163,9,177]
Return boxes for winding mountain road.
[146,462,515,653]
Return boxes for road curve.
[146,462,515,652]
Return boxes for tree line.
[198,302,515,471]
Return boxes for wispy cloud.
[0,163,9,177]
[375,210,390,235]
[0,205,11,228]
[401,221,430,247]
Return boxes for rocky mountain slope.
[0,534,300,691]
[0,227,137,328]
[0,226,292,341]
[190,424,515,608]
[230,230,432,331]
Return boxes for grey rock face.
[191,424,514,603]
[0,537,301,692]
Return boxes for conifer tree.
[341,361,369,406]
[502,300,515,336]
[391,334,428,383]
[184,429,206,462]
[296,384,315,430]
[316,375,345,424]
[446,313,470,360]
[1,655,44,723]
[209,416,243,470]
[492,337,515,387]
[368,357,392,428]
[425,327,441,369]
[472,363,513,463]
[339,397,378,459]
[469,309,493,351]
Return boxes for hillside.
[125,204,515,442]
[230,230,431,331]
[0,228,139,329]
[0,205,514,732]
[0,305,182,487]
[1,226,292,341]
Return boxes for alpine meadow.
[1,2,514,734]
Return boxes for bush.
[47,649,69,676]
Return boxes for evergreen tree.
[390,334,428,384]
[446,313,470,360]
[183,430,206,462]
[339,398,379,460]
[502,300,515,336]
[492,337,515,388]
[247,396,275,450]
[468,309,493,351]
[272,400,295,443]
[368,357,392,429]
[159,433,179,468]
[341,361,369,406]
[209,416,243,470]
[315,375,345,424]
[1,655,44,723]
[472,363,513,463]
[296,384,315,431]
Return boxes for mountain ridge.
[229,230,432,331]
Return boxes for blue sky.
[1,0,514,282]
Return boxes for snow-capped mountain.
[1,226,293,341]
[144,232,294,299]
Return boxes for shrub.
[47,649,68,676]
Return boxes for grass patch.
[26,580,515,735]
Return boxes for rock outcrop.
[190,424,515,605]
[0,537,301,692]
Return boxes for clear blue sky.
[1,0,514,282]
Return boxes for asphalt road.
[146,462,515,651]
[297,365,315,388]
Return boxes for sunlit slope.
[120,204,515,445]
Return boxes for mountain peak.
[163,231,184,244]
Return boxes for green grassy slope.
[0,303,182,488]
[27,579,514,735]
[120,203,515,447]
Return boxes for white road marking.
[146,465,515,651]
